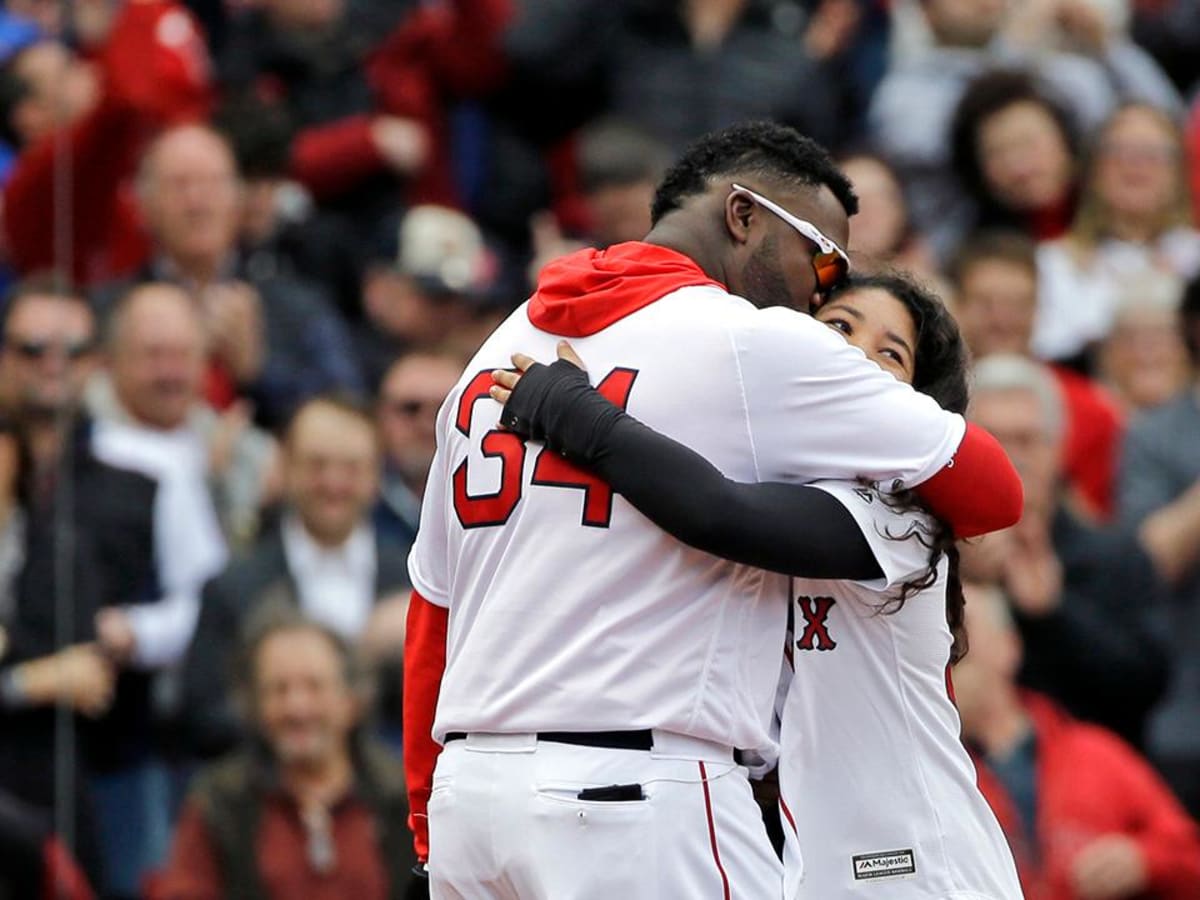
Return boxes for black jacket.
[181,523,411,758]
[0,420,159,885]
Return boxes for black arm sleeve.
[500,360,883,580]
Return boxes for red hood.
[527,241,725,336]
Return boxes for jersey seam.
[724,321,762,483]
[888,570,962,893]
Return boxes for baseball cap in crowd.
[396,205,497,300]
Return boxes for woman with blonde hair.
[1035,102,1200,367]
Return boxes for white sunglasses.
[731,183,851,292]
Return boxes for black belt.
[444,730,654,751]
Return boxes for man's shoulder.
[80,439,159,515]
[206,528,289,597]
[1129,390,1200,438]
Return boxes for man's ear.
[724,190,756,246]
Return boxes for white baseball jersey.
[409,278,966,756]
[778,480,1022,899]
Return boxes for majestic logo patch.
[854,486,874,503]
[852,849,916,882]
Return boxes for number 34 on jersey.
[451,367,639,530]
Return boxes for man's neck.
[295,515,361,551]
[158,251,231,292]
[282,750,354,812]
[26,416,68,471]
[643,220,734,299]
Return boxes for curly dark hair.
[949,68,1079,220]
[826,271,972,663]
[650,121,858,225]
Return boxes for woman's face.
[977,101,1074,212]
[1093,107,1180,223]
[816,288,917,384]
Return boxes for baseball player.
[404,122,1022,899]
[492,272,1025,899]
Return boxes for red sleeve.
[101,1,212,124]
[913,422,1023,539]
[403,589,449,863]
[370,0,512,99]
[288,115,388,202]
[154,801,224,900]
[3,97,141,279]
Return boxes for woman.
[950,69,1080,249]
[1035,103,1200,366]
[491,272,1022,900]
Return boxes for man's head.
[0,275,97,419]
[920,0,1008,47]
[136,124,242,274]
[242,613,362,770]
[950,230,1039,358]
[361,206,491,346]
[0,39,98,148]
[952,581,1023,736]
[649,121,857,313]
[282,395,380,547]
[578,120,671,247]
[378,350,462,493]
[969,354,1063,518]
[107,282,206,430]
[1100,272,1188,412]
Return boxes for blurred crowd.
[0,0,1196,897]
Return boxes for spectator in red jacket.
[955,581,1200,900]
[1,0,212,287]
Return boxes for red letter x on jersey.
[796,596,837,651]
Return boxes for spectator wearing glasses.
[1035,103,1200,369]
[182,395,411,759]
[374,349,464,552]
[160,612,421,900]
[0,275,170,895]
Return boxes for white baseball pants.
[427,731,783,899]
